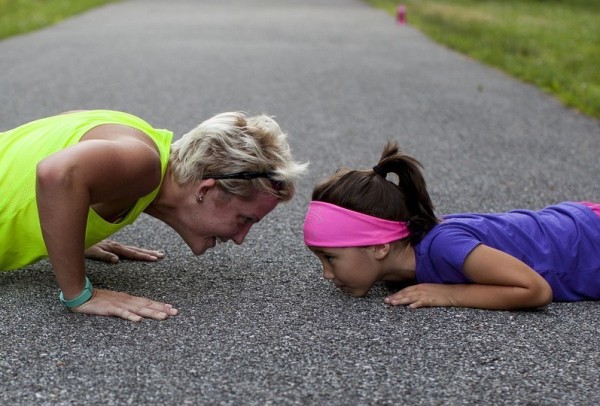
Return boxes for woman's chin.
[191,238,216,256]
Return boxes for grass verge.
[0,0,119,41]
[366,0,600,119]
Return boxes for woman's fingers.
[72,289,178,322]
[84,245,119,263]
[85,240,165,263]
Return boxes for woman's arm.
[36,135,177,321]
[385,244,553,310]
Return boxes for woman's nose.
[232,226,251,245]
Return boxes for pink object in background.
[396,4,407,25]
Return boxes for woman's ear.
[371,243,391,260]
[196,178,216,198]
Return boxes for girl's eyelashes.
[323,254,334,263]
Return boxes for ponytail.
[373,142,438,244]
[311,141,438,244]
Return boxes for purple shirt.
[414,202,600,301]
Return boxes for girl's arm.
[385,244,553,310]
[36,136,177,321]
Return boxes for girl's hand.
[85,240,165,263]
[71,289,178,322]
[385,284,456,309]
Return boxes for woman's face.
[308,246,381,297]
[180,186,279,255]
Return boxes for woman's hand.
[85,240,165,263]
[71,289,178,322]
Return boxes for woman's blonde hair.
[169,112,308,201]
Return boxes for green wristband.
[59,277,94,308]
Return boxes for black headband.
[204,171,283,191]
[204,171,276,180]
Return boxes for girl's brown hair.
[311,141,438,244]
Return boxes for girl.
[303,141,600,310]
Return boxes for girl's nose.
[322,267,334,280]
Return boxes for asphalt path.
[1,0,599,404]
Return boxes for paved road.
[1,0,599,404]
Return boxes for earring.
[196,193,204,202]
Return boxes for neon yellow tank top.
[0,110,173,271]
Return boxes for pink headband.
[303,201,410,247]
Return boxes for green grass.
[366,0,600,119]
[0,0,119,41]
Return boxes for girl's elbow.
[540,284,553,306]
[531,280,553,308]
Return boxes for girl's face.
[308,246,381,297]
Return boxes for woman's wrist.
[59,277,94,308]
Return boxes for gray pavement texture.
[1,0,599,404]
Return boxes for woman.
[1,109,307,321]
